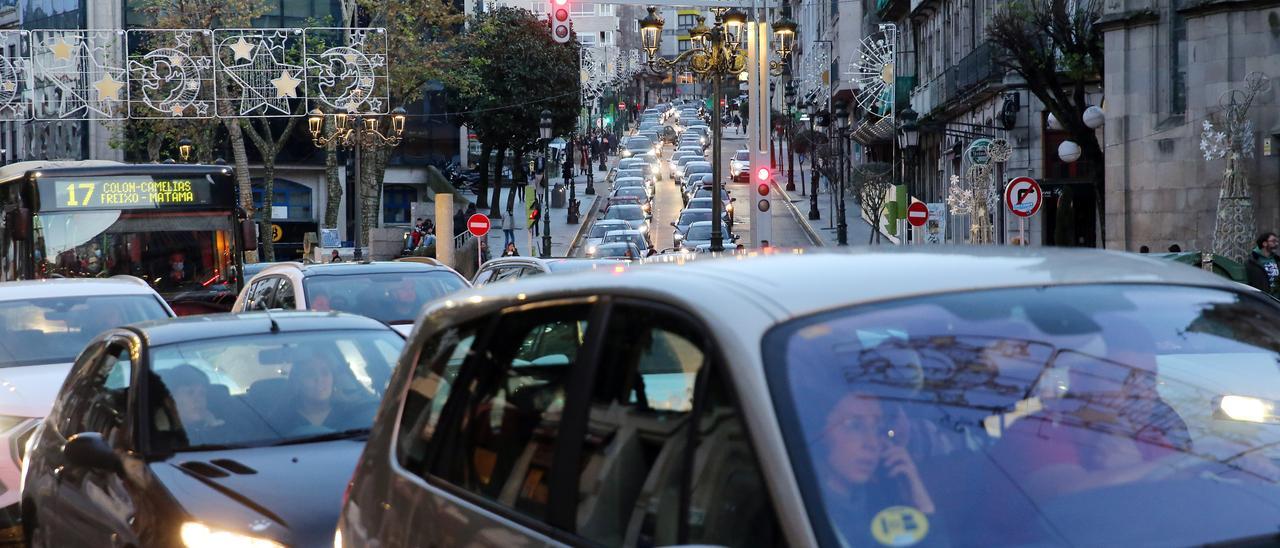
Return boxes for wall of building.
[1103,1,1280,252]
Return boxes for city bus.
[0,160,257,315]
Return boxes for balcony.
[954,41,1002,95]
[877,0,909,19]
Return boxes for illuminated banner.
[5,27,387,121]
[38,177,216,211]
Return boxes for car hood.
[0,362,73,418]
[151,439,364,547]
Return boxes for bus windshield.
[35,210,240,313]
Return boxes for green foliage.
[442,7,582,150]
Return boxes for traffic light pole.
[543,149,553,257]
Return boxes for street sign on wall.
[967,138,992,165]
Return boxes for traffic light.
[550,0,572,43]
[755,167,772,213]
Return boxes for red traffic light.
[553,0,568,5]
[755,167,771,182]
[757,183,770,196]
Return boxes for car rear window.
[304,271,467,325]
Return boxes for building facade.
[1101,0,1280,252]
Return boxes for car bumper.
[0,418,38,521]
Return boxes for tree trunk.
[360,146,389,251]
[224,112,253,214]
[475,143,492,210]
[490,145,507,215]
[258,161,277,261]
[324,139,343,229]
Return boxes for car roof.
[680,208,713,215]
[609,203,643,210]
[0,278,161,300]
[436,248,1245,332]
[605,229,644,236]
[256,260,460,278]
[615,177,645,183]
[129,310,394,347]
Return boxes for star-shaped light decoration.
[93,73,125,102]
[171,105,186,116]
[49,38,74,61]
[271,70,302,98]
[229,37,255,62]
[0,81,15,92]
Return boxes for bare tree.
[851,162,894,244]
[989,0,1105,245]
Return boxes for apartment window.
[678,14,696,28]
[571,1,593,16]
[678,38,691,52]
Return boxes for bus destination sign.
[40,177,215,211]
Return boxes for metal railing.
[453,230,473,251]
[955,41,1001,94]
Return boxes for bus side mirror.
[241,219,258,252]
[5,208,30,240]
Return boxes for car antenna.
[261,305,281,332]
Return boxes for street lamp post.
[540,110,554,257]
[308,106,407,254]
[897,107,920,244]
[641,6,795,251]
[785,83,797,192]
[834,100,851,245]
[806,100,820,220]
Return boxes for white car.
[582,219,631,257]
[342,249,1280,547]
[230,261,470,336]
[730,149,751,182]
[0,278,173,520]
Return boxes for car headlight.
[587,245,598,255]
[181,522,283,548]
[639,225,648,233]
[674,232,683,240]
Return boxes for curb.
[771,178,824,247]
[567,194,603,256]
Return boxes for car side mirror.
[241,219,258,252]
[5,207,30,240]
[731,198,737,202]
[670,221,677,227]
[63,432,122,473]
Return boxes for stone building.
[1101,0,1280,252]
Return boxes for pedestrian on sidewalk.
[479,239,491,263]
[501,208,516,246]
[502,242,519,257]
[452,207,466,236]
[530,200,542,237]
[579,141,589,175]
[1247,232,1279,294]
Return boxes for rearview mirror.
[241,220,258,252]
[670,221,677,227]
[63,432,122,472]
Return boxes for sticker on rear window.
[870,506,929,547]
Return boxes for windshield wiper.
[272,428,371,446]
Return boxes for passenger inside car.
[156,363,232,445]
[271,350,371,435]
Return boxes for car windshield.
[686,225,716,239]
[605,206,644,221]
[615,188,648,200]
[734,151,750,161]
[0,294,170,366]
[686,165,712,174]
[686,199,714,210]
[604,233,644,247]
[694,189,728,201]
[679,210,712,226]
[147,329,403,452]
[303,271,467,324]
[769,284,1280,547]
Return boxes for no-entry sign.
[1004,177,1043,218]
[907,201,929,227]
[467,213,491,237]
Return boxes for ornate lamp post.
[540,110,554,258]
[640,6,795,251]
[834,100,851,245]
[308,106,407,253]
[785,83,797,192]
[805,99,820,220]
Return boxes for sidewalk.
[456,164,605,258]
[774,149,889,247]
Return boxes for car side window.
[570,304,706,545]
[577,304,783,547]
[429,303,594,522]
[396,323,480,476]
[243,278,274,310]
[62,342,134,446]
[474,267,503,286]
[492,266,524,283]
[276,278,296,309]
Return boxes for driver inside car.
[271,350,370,435]
[157,364,232,446]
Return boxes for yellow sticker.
[870,506,929,547]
